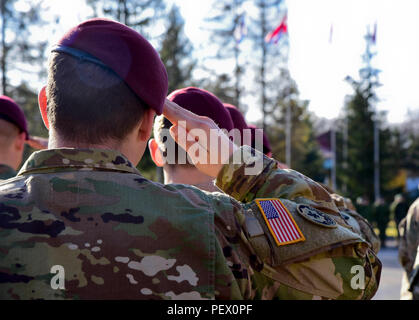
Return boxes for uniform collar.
[0,164,16,180]
[18,148,140,175]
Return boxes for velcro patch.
[297,204,337,228]
[255,199,305,246]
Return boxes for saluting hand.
[26,136,48,150]
[162,99,238,178]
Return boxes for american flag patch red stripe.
[255,199,305,246]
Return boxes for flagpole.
[374,116,380,201]
[331,126,336,191]
[286,103,291,167]
[343,112,348,193]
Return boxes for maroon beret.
[248,124,272,155]
[168,87,234,131]
[54,18,168,115]
[224,104,249,132]
[0,95,29,139]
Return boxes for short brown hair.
[47,53,148,144]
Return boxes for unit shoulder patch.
[296,204,337,228]
[255,198,305,247]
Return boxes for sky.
[10,0,419,125]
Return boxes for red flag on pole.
[265,14,288,44]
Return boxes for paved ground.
[373,240,404,300]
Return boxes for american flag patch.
[255,199,305,246]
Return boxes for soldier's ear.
[148,139,165,167]
[38,86,49,130]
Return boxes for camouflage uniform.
[0,146,381,299]
[398,198,419,300]
[330,193,381,254]
[0,164,16,181]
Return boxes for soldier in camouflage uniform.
[0,18,381,300]
[0,96,29,181]
[398,195,419,300]
[149,87,234,193]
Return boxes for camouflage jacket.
[329,193,381,254]
[399,198,419,300]
[0,146,381,300]
[0,164,16,181]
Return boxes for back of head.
[224,104,248,133]
[0,118,20,150]
[154,87,234,167]
[0,95,28,140]
[46,18,168,145]
[224,104,249,146]
[0,96,28,169]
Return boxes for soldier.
[374,197,390,248]
[390,194,408,239]
[248,124,273,158]
[149,87,233,192]
[398,192,419,300]
[0,18,381,300]
[0,95,29,180]
[224,103,251,146]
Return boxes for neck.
[164,166,214,186]
[48,130,120,151]
[0,151,18,170]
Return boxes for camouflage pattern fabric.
[330,193,381,254]
[399,198,419,300]
[0,146,381,299]
[0,164,16,181]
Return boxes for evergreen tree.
[1,0,46,95]
[268,69,325,181]
[159,5,195,93]
[86,0,165,35]
[202,73,237,106]
[341,29,381,201]
[206,0,246,110]
[249,0,285,130]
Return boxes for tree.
[268,69,325,181]
[159,5,195,94]
[206,0,246,110]
[340,28,381,201]
[202,73,237,106]
[248,0,285,131]
[1,0,47,95]
[87,0,165,35]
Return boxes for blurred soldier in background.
[0,96,29,180]
[149,87,234,192]
[224,103,251,146]
[390,194,408,239]
[398,190,419,300]
[374,198,390,248]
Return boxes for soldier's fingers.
[26,136,48,150]
[163,99,213,131]
[169,125,208,162]
[163,99,195,126]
